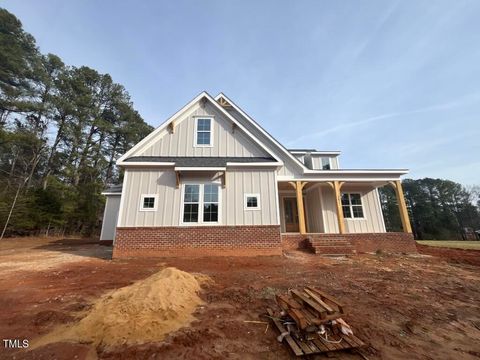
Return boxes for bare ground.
[0,237,479,359]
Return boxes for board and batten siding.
[311,155,339,170]
[133,102,269,158]
[100,195,121,240]
[118,168,279,227]
[225,107,305,177]
[319,185,386,233]
[305,187,324,233]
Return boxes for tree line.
[1,8,479,240]
[380,179,480,240]
[0,8,152,237]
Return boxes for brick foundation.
[281,234,310,250]
[281,232,417,254]
[348,232,417,253]
[113,225,282,258]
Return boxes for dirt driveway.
[0,237,479,359]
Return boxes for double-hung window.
[195,118,212,146]
[341,193,364,219]
[183,185,200,222]
[182,183,220,224]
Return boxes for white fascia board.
[215,93,308,172]
[309,151,341,156]
[117,161,176,167]
[302,169,409,175]
[117,91,282,165]
[101,192,122,196]
[226,162,283,167]
[202,93,281,162]
[277,171,408,182]
[290,151,341,155]
[117,92,207,163]
[278,176,403,182]
[174,167,226,171]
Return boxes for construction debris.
[266,286,365,356]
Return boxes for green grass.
[416,240,480,250]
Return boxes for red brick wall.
[315,232,417,253]
[349,232,416,253]
[281,232,417,254]
[281,234,310,250]
[113,225,282,258]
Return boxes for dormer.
[288,149,341,170]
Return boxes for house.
[100,92,417,257]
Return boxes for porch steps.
[306,236,355,256]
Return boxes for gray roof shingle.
[124,156,276,167]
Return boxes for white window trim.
[341,192,366,220]
[321,157,331,170]
[139,194,158,212]
[244,193,261,210]
[194,116,214,147]
[180,180,222,225]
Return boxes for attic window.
[321,157,331,170]
[195,118,213,146]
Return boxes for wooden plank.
[317,335,337,352]
[340,335,358,349]
[291,290,328,318]
[276,294,302,310]
[266,308,304,356]
[294,337,314,355]
[288,308,308,330]
[306,287,346,314]
[305,340,320,354]
[301,307,323,326]
[350,334,366,347]
[304,288,335,314]
[312,338,330,353]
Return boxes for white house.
[101,92,416,257]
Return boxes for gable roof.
[117,92,283,166]
[214,93,309,172]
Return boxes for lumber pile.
[267,287,365,357]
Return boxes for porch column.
[390,180,412,233]
[333,181,346,234]
[289,181,308,234]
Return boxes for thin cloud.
[287,92,480,146]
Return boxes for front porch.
[277,180,416,255]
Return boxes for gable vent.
[218,97,233,109]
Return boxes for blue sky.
[4,0,480,184]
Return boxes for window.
[183,185,200,222]
[321,157,331,170]
[195,118,212,146]
[203,184,219,222]
[341,193,364,219]
[182,183,220,224]
[140,194,157,211]
[244,193,260,210]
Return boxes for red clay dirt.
[0,237,479,359]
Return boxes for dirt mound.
[34,267,209,348]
